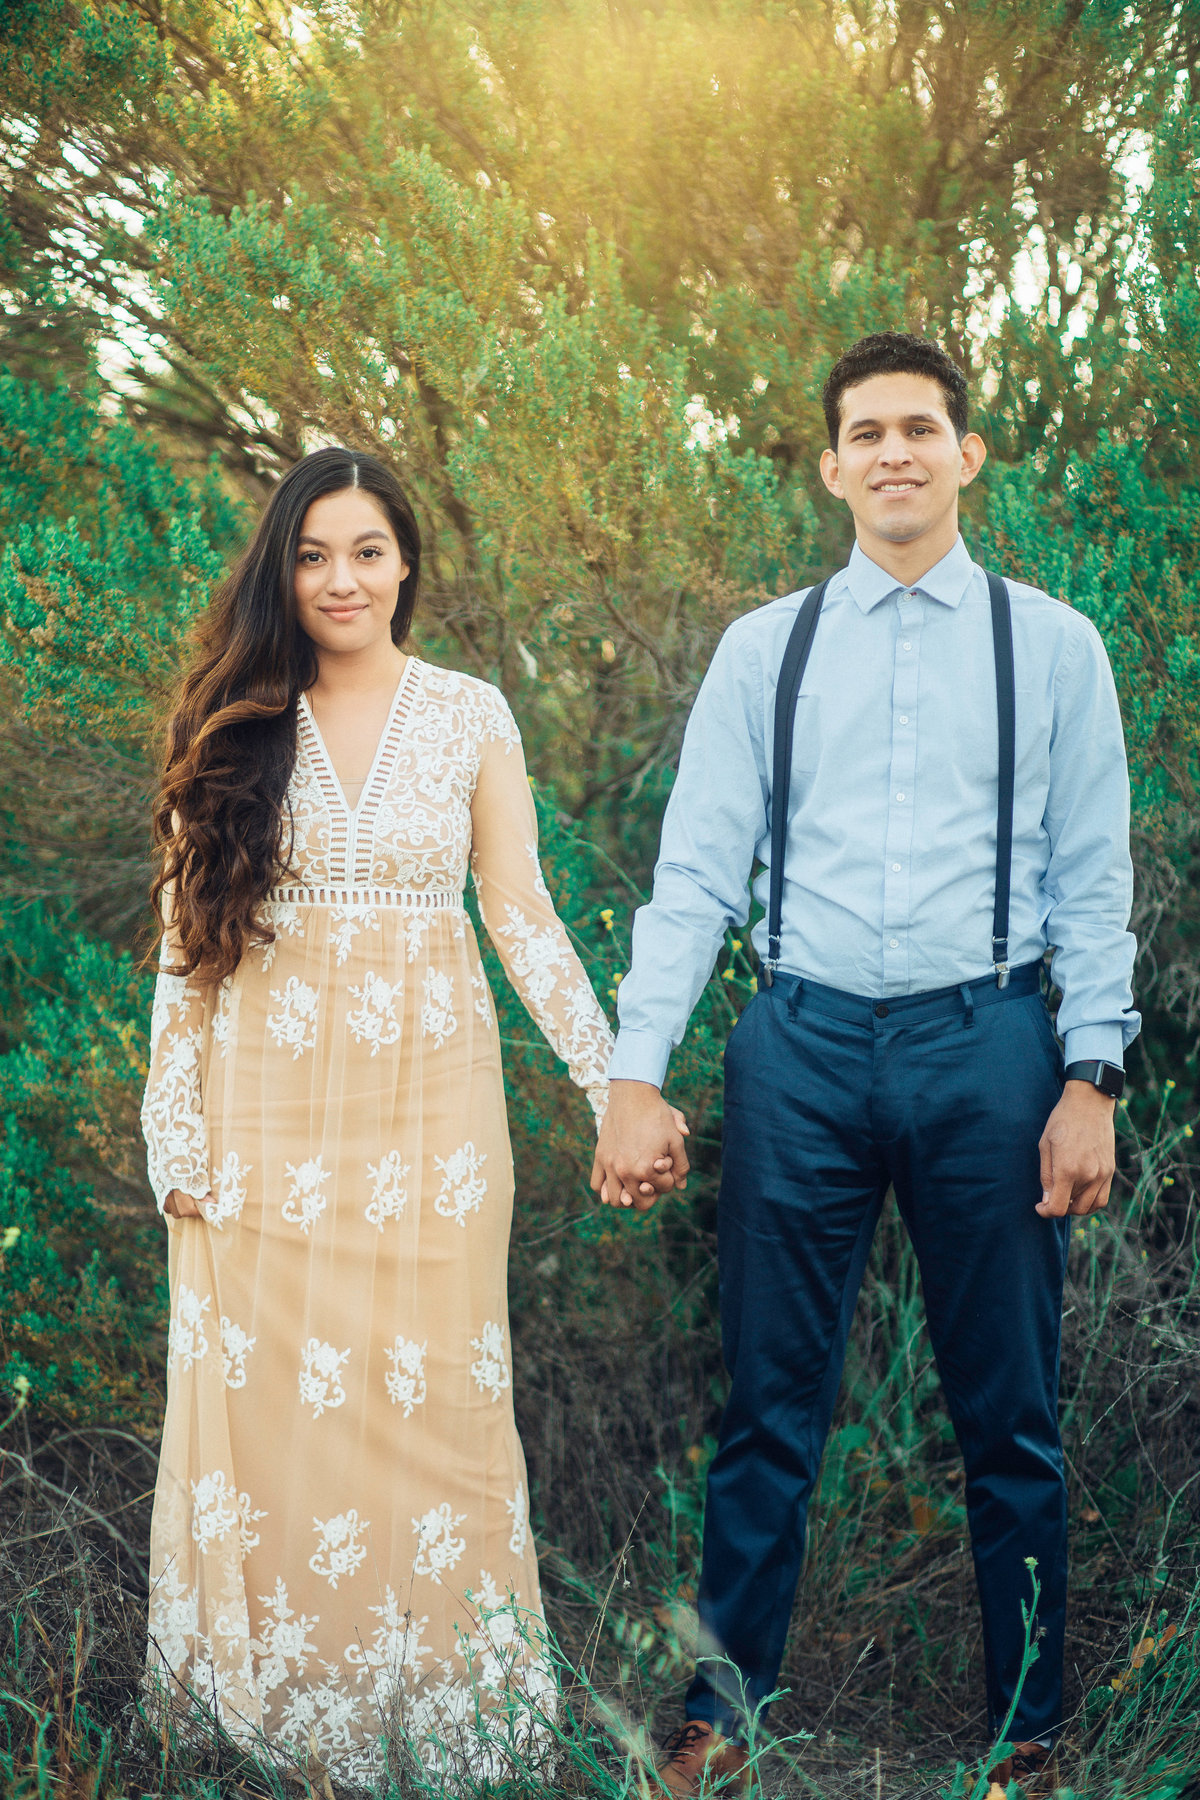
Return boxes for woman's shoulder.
[413,658,521,745]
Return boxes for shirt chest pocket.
[789,695,822,774]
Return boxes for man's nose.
[878,433,914,463]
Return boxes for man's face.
[818,371,985,548]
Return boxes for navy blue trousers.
[685,963,1069,1746]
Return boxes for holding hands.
[592,1080,691,1211]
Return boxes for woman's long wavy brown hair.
[151,449,421,982]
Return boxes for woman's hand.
[163,1189,213,1219]
[593,1086,691,1209]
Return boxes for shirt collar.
[844,535,976,613]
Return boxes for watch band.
[1063,1059,1125,1100]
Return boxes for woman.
[141,449,657,1779]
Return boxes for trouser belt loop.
[786,976,804,1021]
[959,981,976,1029]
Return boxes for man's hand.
[163,1188,213,1219]
[592,1080,691,1212]
[1037,1081,1116,1218]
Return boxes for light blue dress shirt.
[609,535,1139,1088]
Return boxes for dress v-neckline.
[299,658,422,819]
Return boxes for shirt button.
[901,640,912,651]
[896,791,906,801]
[889,937,900,949]
[892,863,901,872]
[899,714,909,725]
[875,1003,890,1018]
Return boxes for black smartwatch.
[1063,1059,1125,1100]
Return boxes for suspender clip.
[993,936,1010,989]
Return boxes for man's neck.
[852,518,960,588]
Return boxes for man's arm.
[1036,615,1138,1218]
[592,616,775,1209]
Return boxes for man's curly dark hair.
[822,331,969,448]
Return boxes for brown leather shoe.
[989,1741,1060,1796]
[653,1720,751,1798]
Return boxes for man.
[592,332,1138,1796]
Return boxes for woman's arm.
[468,695,614,1123]
[140,883,211,1217]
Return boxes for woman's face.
[293,487,409,658]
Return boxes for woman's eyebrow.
[297,529,390,547]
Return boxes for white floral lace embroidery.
[210,978,234,1056]
[147,1561,198,1673]
[190,1470,265,1557]
[471,961,493,1027]
[330,903,380,965]
[250,1578,320,1695]
[343,1587,431,1688]
[267,976,319,1058]
[309,1510,369,1587]
[168,1284,210,1370]
[209,1150,251,1230]
[257,899,305,973]
[506,1482,528,1556]
[492,903,570,1008]
[140,971,209,1210]
[220,1316,256,1389]
[346,971,404,1055]
[384,1336,427,1415]
[433,1141,488,1227]
[469,1321,511,1402]
[365,1150,410,1228]
[298,1338,349,1417]
[276,1675,360,1759]
[403,911,433,962]
[421,967,457,1047]
[412,1502,467,1581]
[281,1156,330,1233]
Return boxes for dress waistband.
[267,884,464,911]
[759,959,1042,1025]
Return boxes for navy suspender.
[986,571,1016,988]
[762,570,1016,990]
[762,577,830,985]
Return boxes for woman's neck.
[307,640,408,699]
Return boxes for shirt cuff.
[607,1028,673,1090]
[1062,1024,1126,1068]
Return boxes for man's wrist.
[1063,1058,1125,1101]
[1062,1079,1116,1105]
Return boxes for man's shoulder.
[719,587,820,652]
[996,572,1108,658]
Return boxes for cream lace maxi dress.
[139,659,613,1779]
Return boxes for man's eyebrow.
[297,530,390,547]
[845,411,942,432]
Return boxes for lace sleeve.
[140,885,210,1212]
[469,693,613,1122]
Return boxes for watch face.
[1065,1060,1125,1098]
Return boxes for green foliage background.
[1,3,1199,1795]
